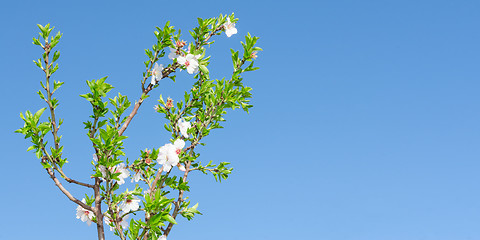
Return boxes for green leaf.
[199,65,209,75]
[53,80,64,92]
[52,51,60,62]
[149,214,163,227]
[165,214,177,224]
[32,38,41,46]
[33,59,42,68]
[34,108,47,121]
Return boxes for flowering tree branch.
[118,23,224,138]
[17,13,261,240]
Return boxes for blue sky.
[1,0,480,239]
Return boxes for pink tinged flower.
[223,18,238,37]
[168,47,180,60]
[159,235,167,240]
[93,154,98,162]
[151,63,164,85]
[177,54,200,74]
[76,198,94,226]
[173,139,185,155]
[119,196,141,213]
[177,118,192,138]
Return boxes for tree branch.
[94,177,106,240]
[45,167,94,212]
[118,63,180,136]
[53,165,94,188]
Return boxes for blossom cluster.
[156,118,192,171]
[103,195,141,231]
[98,163,130,185]
[168,41,202,75]
[157,139,185,172]
[76,194,140,231]
[150,16,237,85]
[104,215,129,231]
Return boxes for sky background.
[1,0,480,239]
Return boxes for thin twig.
[118,63,180,136]
[164,161,192,236]
[45,167,94,212]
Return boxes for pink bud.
[177,163,186,172]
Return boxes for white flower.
[93,154,98,162]
[119,196,141,213]
[143,189,151,195]
[98,165,107,178]
[119,215,129,229]
[151,63,164,85]
[114,163,130,185]
[168,47,180,60]
[173,139,185,153]
[177,118,192,138]
[131,169,142,183]
[177,54,200,74]
[104,215,129,231]
[157,144,177,172]
[104,216,116,231]
[159,235,167,240]
[98,163,129,184]
[223,18,237,37]
[76,198,94,226]
[157,139,185,172]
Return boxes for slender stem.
[53,165,94,188]
[164,161,192,236]
[148,166,165,197]
[43,43,61,152]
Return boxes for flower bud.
[165,98,174,109]
[176,40,186,48]
[177,163,186,172]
